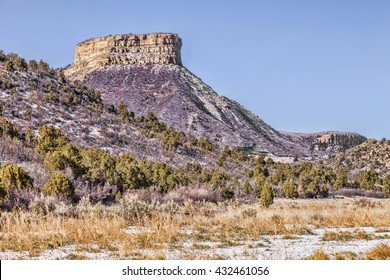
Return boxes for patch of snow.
[2,226,388,260]
[197,95,222,122]
[89,126,100,136]
[0,245,113,260]
[124,226,155,235]
[266,155,295,164]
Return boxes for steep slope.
[64,33,310,156]
[0,58,217,167]
[326,139,390,175]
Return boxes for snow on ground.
[89,126,100,136]
[266,155,295,164]
[1,226,389,260]
[154,227,390,260]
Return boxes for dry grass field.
[0,196,390,260]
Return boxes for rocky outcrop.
[64,33,182,80]
[280,131,367,153]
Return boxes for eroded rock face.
[64,33,182,80]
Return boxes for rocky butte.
[64,33,365,156]
[65,33,182,80]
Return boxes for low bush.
[163,185,221,204]
[42,172,74,199]
[0,163,33,199]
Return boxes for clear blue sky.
[1,0,389,139]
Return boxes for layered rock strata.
[64,33,182,80]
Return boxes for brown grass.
[334,251,357,260]
[321,230,377,241]
[364,243,390,260]
[65,253,89,260]
[0,197,389,259]
[305,250,329,260]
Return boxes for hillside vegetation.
[329,139,390,175]
[0,50,389,211]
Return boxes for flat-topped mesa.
[64,33,182,80]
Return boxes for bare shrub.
[334,188,384,198]
[2,188,36,210]
[0,137,39,163]
[241,208,257,219]
[163,185,221,204]
[29,194,72,216]
[29,194,57,215]
[115,194,180,223]
[75,180,117,204]
[19,161,50,190]
[353,198,382,209]
[118,194,157,223]
[127,186,163,203]
[75,196,95,217]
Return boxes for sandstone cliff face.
[64,33,182,80]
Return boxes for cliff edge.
[64,33,182,80]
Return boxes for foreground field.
[1,197,390,260]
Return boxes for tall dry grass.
[0,196,389,258]
[364,243,390,260]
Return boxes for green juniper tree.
[0,164,33,198]
[260,180,274,208]
[282,177,298,199]
[43,172,74,199]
